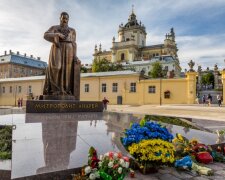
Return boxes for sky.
[0,0,225,71]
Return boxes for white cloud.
[0,0,224,71]
[177,34,225,70]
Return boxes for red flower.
[109,152,114,158]
[113,164,119,169]
[118,152,123,158]
[123,156,129,162]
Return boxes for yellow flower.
[177,134,184,141]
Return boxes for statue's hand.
[56,33,65,39]
[74,57,80,64]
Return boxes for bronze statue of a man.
[43,12,80,97]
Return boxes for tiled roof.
[82,70,139,77]
[0,71,140,82]
[0,75,45,82]
[142,44,164,49]
[0,55,47,69]
[121,56,176,66]
[151,55,175,62]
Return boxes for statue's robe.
[43,25,77,96]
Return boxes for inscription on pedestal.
[26,100,103,113]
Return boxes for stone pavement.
[124,163,225,179]
[1,105,225,179]
[108,104,225,179]
[108,104,225,122]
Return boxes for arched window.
[121,53,125,61]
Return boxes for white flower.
[125,162,129,168]
[113,153,118,159]
[89,173,96,180]
[105,152,109,157]
[84,166,91,175]
[119,159,124,164]
[94,171,100,178]
[118,167,123,174]
[99,155,103,160]
[121,162,126,168]
[98,161,102,167]
[108,161,114,168]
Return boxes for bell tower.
[164,28,178,58]
[111,6,147,62]
[117,6,147,47]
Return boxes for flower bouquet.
[173,134,214,176]
[75,148,130,180]
[190,139,213,164]
[122,120,175,174]
[174,155,213,176]
[172,133,192,158]
[173,134,213,164]
[98,151,130,180]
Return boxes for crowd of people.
[196,94,223,107]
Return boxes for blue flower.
[122,120,174,146]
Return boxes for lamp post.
[224,59,225,70]
[160,78,162,106]
[14,85,17,107]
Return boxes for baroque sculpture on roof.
[93,7,181,77]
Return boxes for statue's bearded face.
[60,15,69,26]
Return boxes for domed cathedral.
[93,7,181,77]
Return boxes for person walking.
[217,94,222,107]
[20,98,23,107]
[195,94,200,104]
[102,97,109,110]
[17,98,21,108]
[202,95,206,105]
[207,94,212,106]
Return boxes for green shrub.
[144,115,199,130]
[0,126,12,159]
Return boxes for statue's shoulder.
[51,25,60,29]
[47,25,60,31]
[69,27,76,33]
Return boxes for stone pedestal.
[42,95,76,100]
[26,100,103,113]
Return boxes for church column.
[128,49,134,62]
[111,37,116,63]
[111,50,116,63]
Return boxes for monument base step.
[26,100,103,113]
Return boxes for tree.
[81,66,88,73]
[148,62,164,78]
[92,58,124,72]
[201,72,214,86]
[92,58,110,72]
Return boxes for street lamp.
[14,85,17,107]
[160,78,162,106]
[224,59,225,70]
